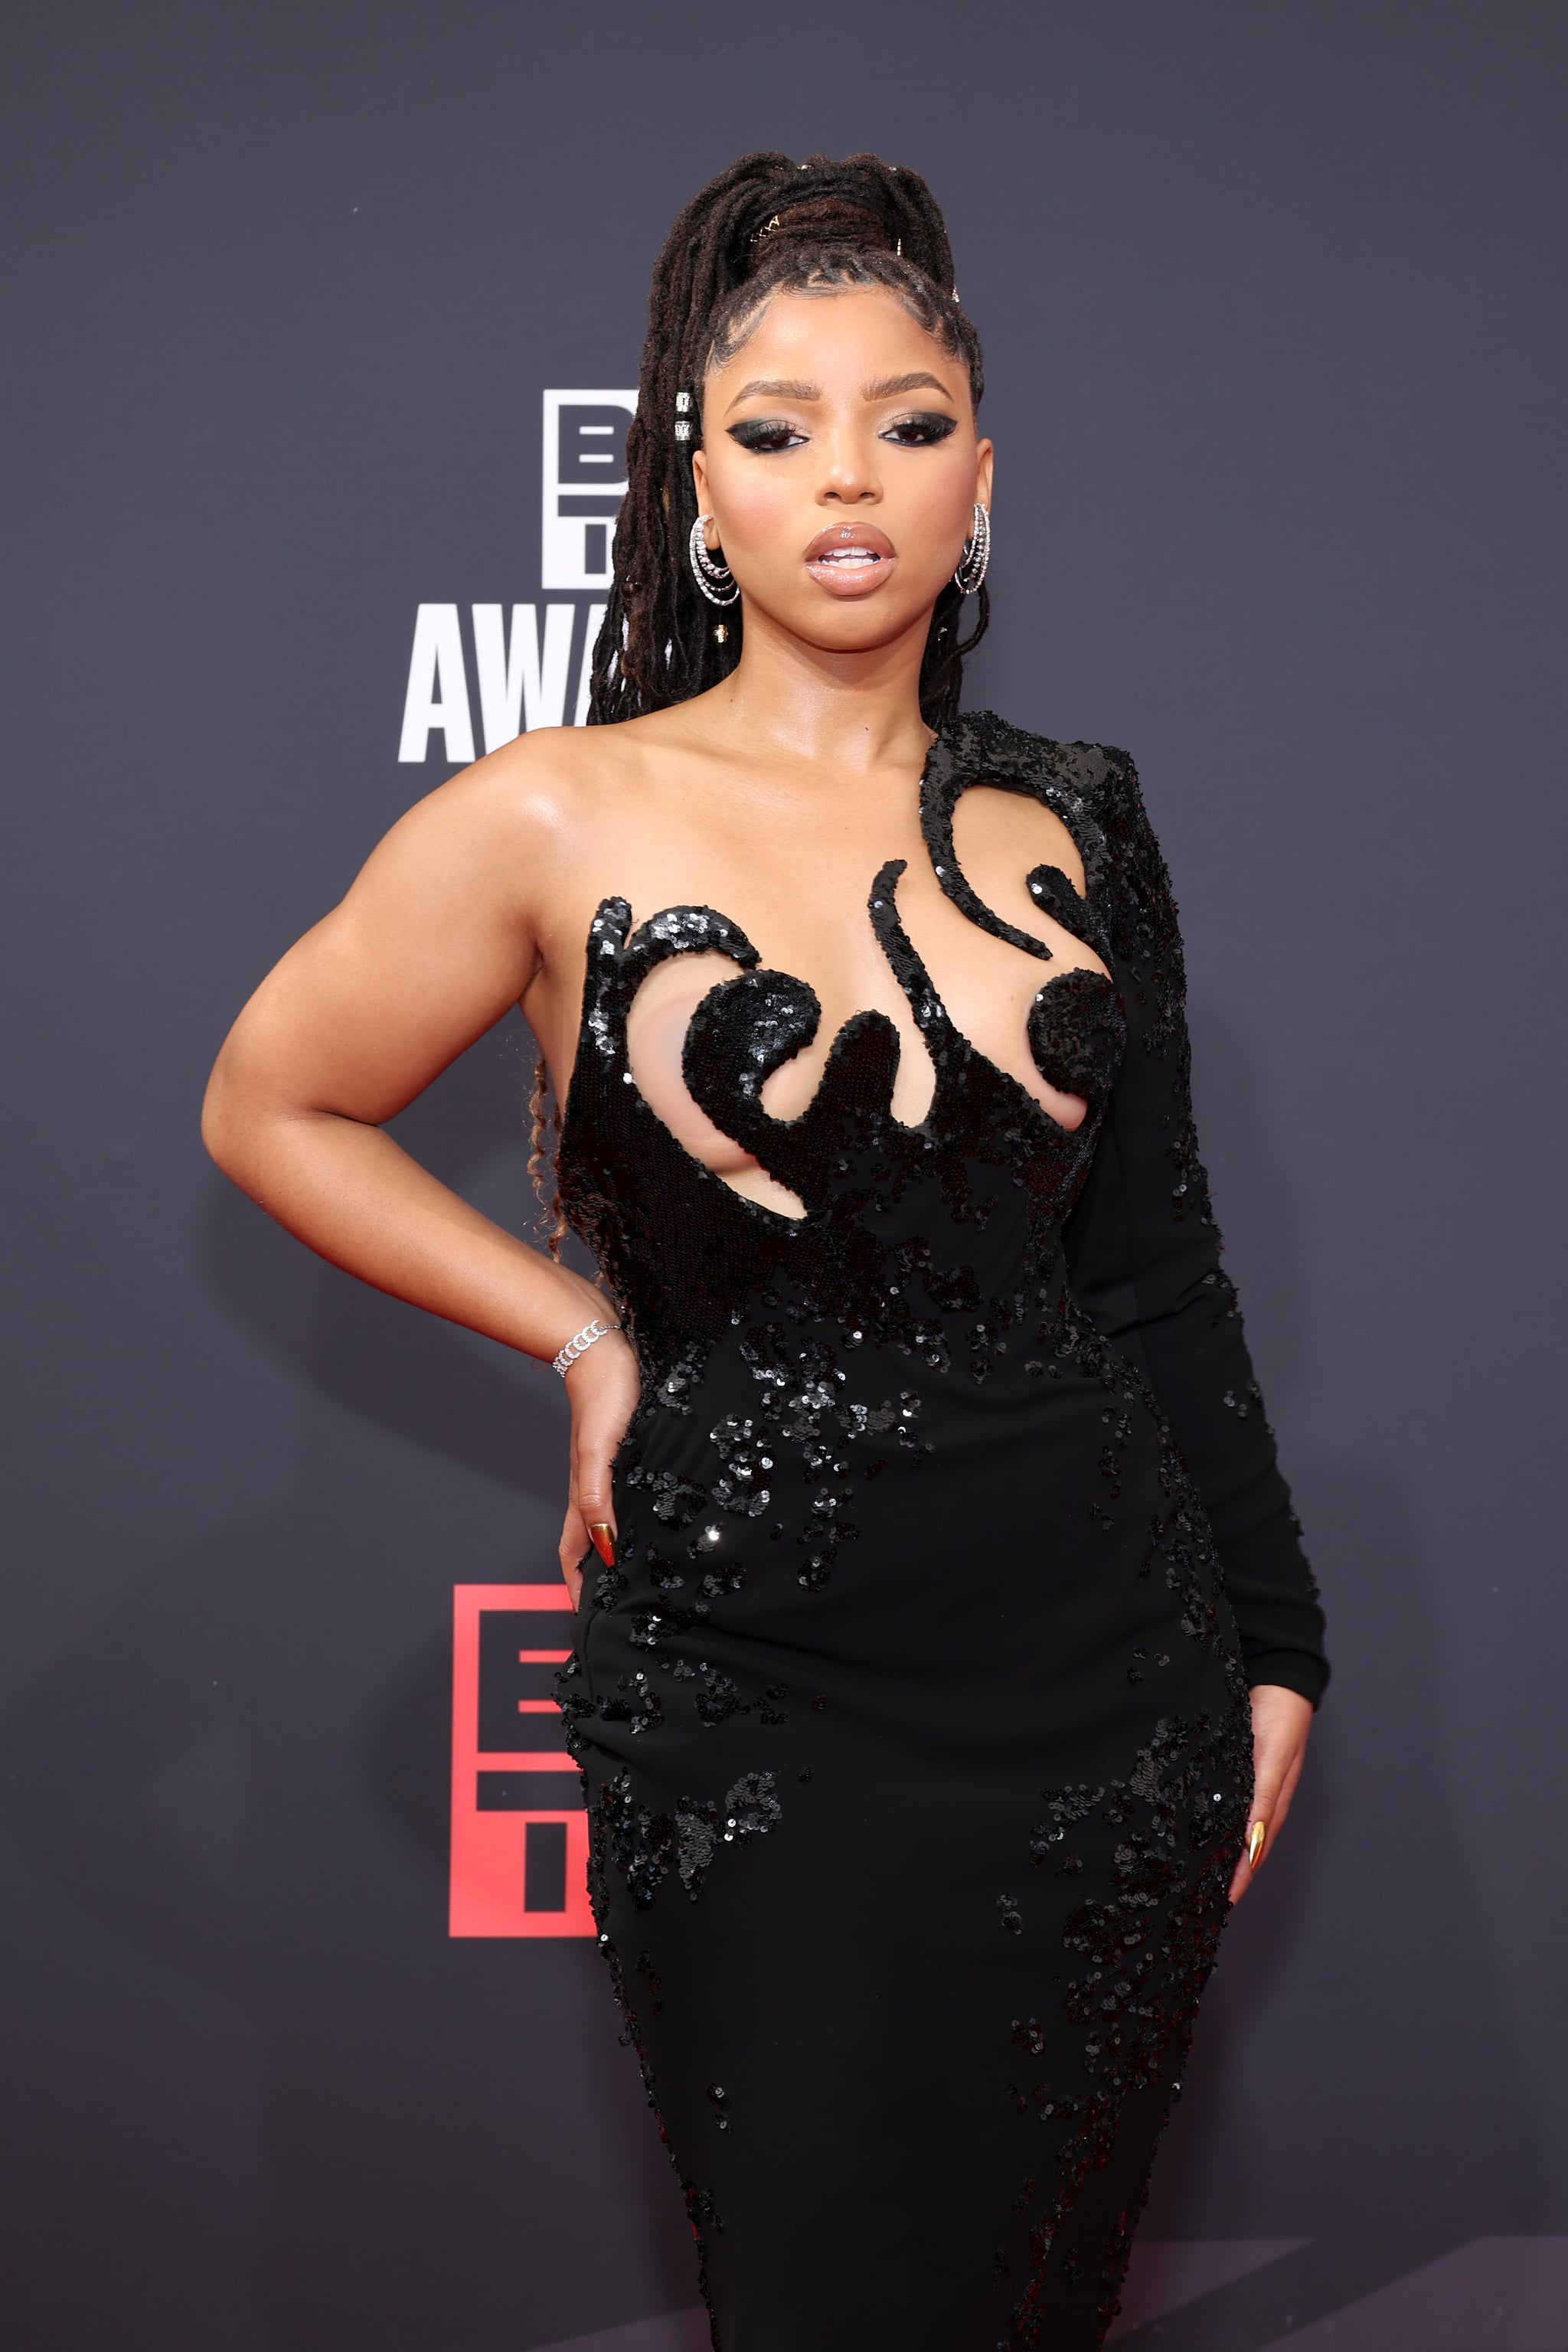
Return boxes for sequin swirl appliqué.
[560,855,1124,1382]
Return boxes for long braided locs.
[528,1050,568,1261]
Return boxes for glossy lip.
[803,520,898,599]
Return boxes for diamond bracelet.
[551,1316,622,1380]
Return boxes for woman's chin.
[752,584,937,658]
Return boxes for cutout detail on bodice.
[554,720,1132,1370]
[590,762,1119,1220]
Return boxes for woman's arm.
[1063,751,1328,1700]
[1061,748,1326,1896]
[201,746,639,1599]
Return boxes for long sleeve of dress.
[1063,749,1329,1706]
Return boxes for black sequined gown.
[557,716,1327,2352]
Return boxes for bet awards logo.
[398,389,636,763]
[450,1583,593,1937]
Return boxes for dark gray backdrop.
[4,5,1565,2347]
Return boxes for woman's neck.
[678,597,936,780]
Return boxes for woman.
[204,152,1327,2351]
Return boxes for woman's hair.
[586,150,988,734]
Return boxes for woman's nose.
[818,432,881,503]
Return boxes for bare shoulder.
[467,713,678,836]
[371,717,663,896]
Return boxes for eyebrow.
[861,371,952,400]
[727,377,821,407]
[725,368,956,413]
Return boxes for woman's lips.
[803,521,898,596]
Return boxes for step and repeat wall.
[5,5,1565,2348]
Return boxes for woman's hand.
[557,1328,642,1609]
[1228,1682,1314,1904]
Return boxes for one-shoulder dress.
[555,714,1328,2352]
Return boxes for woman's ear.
[691,446,710,512]
[974,436,994,511]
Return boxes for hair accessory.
[552,1316,622,1379]
[689,514,740,606]
[953,500,990,595]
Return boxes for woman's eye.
[881,411,959,447]
[727,418,808,453]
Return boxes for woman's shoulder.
[944,708,1141,818]
[947,710,1175,933]
[435,711,672,851]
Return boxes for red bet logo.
[449,1584,593,1937]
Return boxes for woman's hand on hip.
[558,1328,641,1608]
[1228,1682,1314,1904]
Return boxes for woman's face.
[691,284,992,662]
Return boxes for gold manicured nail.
[588,1522,616,1568]
[1247,1819,1266,1869]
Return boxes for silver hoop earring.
[953,501,991,595]
[689,514,740,607]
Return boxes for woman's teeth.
[816,548,880,566]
